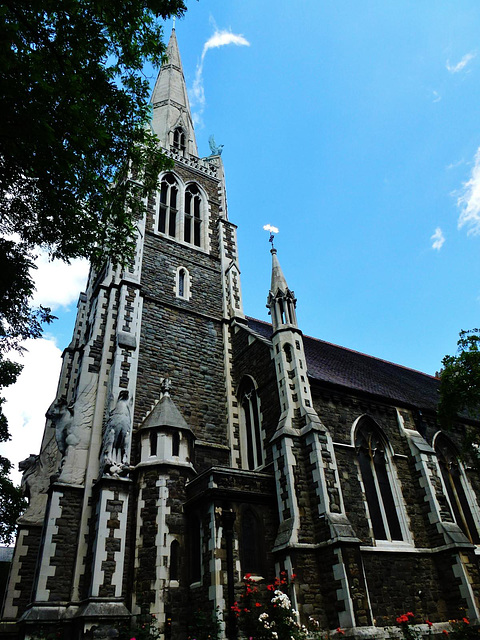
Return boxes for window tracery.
[355,418,404,542]
[435,434,480,544]
[238,377,263,470]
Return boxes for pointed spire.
[151,29,198,156]
[270,247,289,295]
[267,247,298,331]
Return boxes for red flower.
[407,612,414,618]
[245,573,252,580]
[267,584,274,591]
[291,573,297,580]
[426,620,433,627]
[255,602,262,607]
[463,618,470,625]
[442,631,449,635]
[396,615,409,624]
[336,628,345,635]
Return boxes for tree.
[0,0,187,542]
[438,329,480,465]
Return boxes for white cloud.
[446,52,476,73]
[0,338,62,485]
[191,28,250,125]
[432,90,441,103]
[431,227,445,250]
[263,223,279,234]
[32,252,89,310]
[457,147,480,235]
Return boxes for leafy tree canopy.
[0,0,187,542]
[438,329,480,428]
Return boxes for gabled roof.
[246,317,440,412]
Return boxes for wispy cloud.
[457,147,480,235]
[432,90,441,103]
[431,227,445,250]
[191,28,250,125]
[446,51,476,73]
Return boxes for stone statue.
[100,390,133,477]
[208,135,224,156]
[18,452,50,524]
[47,379,96,485]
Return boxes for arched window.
[170,539,180,580]
[435,434,480,544]
[150,431,157,456]
[175,266,190,300]
[172,431,180,457]
[239,378,263,470]
[184,184,202,247]
[355,418,404,542]
[173,127,186,153]
[190,516,201,583]
[159,173,178,237]
[241,508,264,575]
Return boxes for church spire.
[267,247,298,331]
[151,28,198,156]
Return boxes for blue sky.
[168,0,480,376]
[3,1,480,483]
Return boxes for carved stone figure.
[18,453,49,525]
[208,134,224,156]
[100,390,133,476]
[46,380,96,485]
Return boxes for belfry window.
[435,434,480,544]
[159,173,178,237]
[184,184,202,247]
[355,418,404,542]
[175,266,190,300]
[239,377,263,470]
[173,127,186,153]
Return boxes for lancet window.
[159,173,178,237]
[355,418,404,542]
[157,175,206,249]
[173,127,186,153]
[184,184,202,247]
[239,377,263,470]
[435,434,480,544]
[240,508,264,575]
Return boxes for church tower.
[3,28,245,640]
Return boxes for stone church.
[3,28,480,640]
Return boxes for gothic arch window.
[238,377,263,470]
[173,127,186,153]
[435,434,480,544]
[240,508,264,575]
[355,417,404,542]
[159,173,178,238]
[184,183,202,247]
[190,515,202,583]
[175,266,190,300]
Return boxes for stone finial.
[160,377,172,397]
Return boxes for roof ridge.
[245,316,439,381]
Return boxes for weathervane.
[263,223,279,249]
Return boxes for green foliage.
[187,607,222,640]
[439,329,480,429]
[234,572,307,640]
[117,613,161,640]
[1,0,185,265]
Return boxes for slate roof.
[246,317,441,412]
